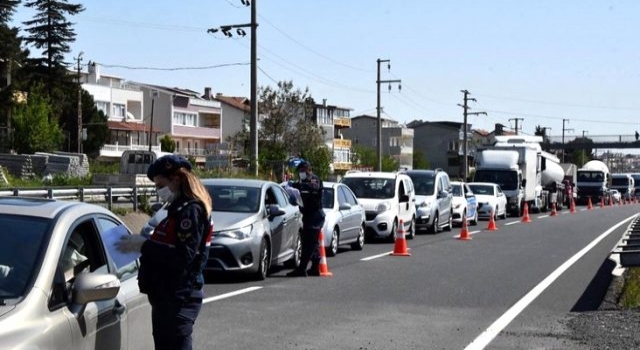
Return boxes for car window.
[341,185,359,206]
[464,184,474,196]
[468,184,494,195]
[337,187,349,207]
[451,184,463,197]
[342,177,395,199]
[207,185,260,213]
[323,187,335,209]
[398,179,406,197]
[408,174,435,196]
[98,217,138,281]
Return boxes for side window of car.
[398,179,406,198]
[342,186,359,206]
[337,187,349,207]
[437,177,444,193]
[271,185,288,207]
[98,217,138,281]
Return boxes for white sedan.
[468,182,508,220]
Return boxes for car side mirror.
[339,203,351,211]
[268,204,286,218]
[437,191,446,199]
[399,194,409,202]
[73,273,120,306]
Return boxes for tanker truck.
[540,151,567,211]
[576,160,611,205]
[474,135,556,216]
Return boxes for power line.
[474,92,640,111]
[82,16,206,32]
[257,65,278,84]
[96,62,250,71]
[389,72,457,107]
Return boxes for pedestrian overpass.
[542,134,640,151]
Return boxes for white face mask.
[299,172,308,181]
[157,186,175,203]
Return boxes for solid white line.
[504,221,519,226]
[580,208,588,212]
[538,215,549,219]
[464,213,639,350]
[203,286,263,304]
[453,230,482,239]
[361,251,393,261]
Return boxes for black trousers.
[149,296,202,350]
[298,221,323,272]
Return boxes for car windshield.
[407,174,435,195]
[451,184,463,197]
[578,171,604,182]
[322,188,334,209]
[612,178,629,186]
[0,215,51,302]
[342,178,395,199]
[468,185,495,196]
[207,185,261,213]
[474,170,518,191]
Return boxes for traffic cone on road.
[600,197,605,209]
[457,217,472,241]
[550,202,558,216]
[587,197,593,210]
[522,203,532,223]
[609,196,614,207]
[391,220,411,256]
[317,229,333,276]
[570,198,577,214]
[487,210,498,231]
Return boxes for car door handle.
[113,300,126,316]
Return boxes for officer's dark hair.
[296,161,311,171]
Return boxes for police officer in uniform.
[126,155,213,350]
[287,161,325,277]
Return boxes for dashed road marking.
[538,215,549,219]
[504,221,519,226]
[361,251,393,261]
[453,230,482,239]
[203,286,263,304]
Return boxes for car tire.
[406,217,416,240]
[253,239,270,281]
[430,213,439,234]
[471,209,478,226]
[500,207,507,219]
[285,233,301,268]
[444,211,453,232]
[494,208,499,221]
[327,227,339,257]
[351,224,365,250]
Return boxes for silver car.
[321,182,366,256]
[0,197,153,350]
[143,179,303,280]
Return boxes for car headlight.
[419,201,432,210]
[376,201,392,212]
[453,203,462,209]
[217,225,253,240]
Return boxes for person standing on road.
[118,154,213,350]
[287,161,325,277]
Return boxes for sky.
[10,0,640,144]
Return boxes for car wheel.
[351,224,365,250]
[285,233,301,268]
[253,239,269,281]
[406,217,416,239]
[471,209,478,226]
[494,208,499,221]
[387,220,398,243]
[430,214,439,234]
[501,207,508,219]
[444,211,453,232]
[327,227,339,257]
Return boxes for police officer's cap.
[296,160,311,171]
[147,154,192,180]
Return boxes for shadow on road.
[571,258,616,312]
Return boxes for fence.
[0,185,158,211]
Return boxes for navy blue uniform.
[138,196,212,350]
[291,173,325,274]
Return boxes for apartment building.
[313,100,353,171]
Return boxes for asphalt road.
[193,204,640,350]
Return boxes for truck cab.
[611,173,635,200]
[576,160,611,204]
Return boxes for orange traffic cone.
[522,203,532,223]
[609,196,614,207]
[487,210,498,231]
[600,197,605,209]
[391,220,411,256]
[550,202,558,216]
[317,230,333,276]
[570,197,577,214]
[587,197,593,210]
[457,217,472,241]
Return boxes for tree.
[301,145,332,180]
[160,134,176,153]
[62,90,108,156]
[413,149,429,169]
[565,137,593,166]
[11,84,63,153]
[351,144,398,171]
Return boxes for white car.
[610,189,622,204]
[468,182,508,220]
[450,181,478,226]
[321,182,366,256]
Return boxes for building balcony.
[333,139,352,149]
[333,162,352,171]
[334,117,351,128]
[173,125,221,139]
[99,144,162,158]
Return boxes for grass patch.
[619,267,640,308]
[111,207,131,216]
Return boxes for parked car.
[142,179,303,280]
[450,181,478,226]
[404,169,453,234]
[321,182,366,256]
[341,171,416,241]
[468,182,508,220]
[610,189,622,204]
[0,197,153,350]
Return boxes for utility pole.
[561,118,574,163]
[582,130,588,139]
[208,0,258,175]
[509,117,524,135]
[376,59,401,172]
[148,90,158,153]
[458,90,486,181]
[76,52,84,154]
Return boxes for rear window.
[406,174,435,196]
[468,185,495,196]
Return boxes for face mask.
[157,186,175,203]
[299,172,308,181]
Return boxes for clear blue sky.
[11,0,640,141]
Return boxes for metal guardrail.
[0,185,158,211]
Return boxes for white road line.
[453,230,482,239]
[203,286,263,304]
[464,213,639,350]
[580,208,588,212]
[361,251,393,261]
[504,221,519,226]
[538,215,549,219]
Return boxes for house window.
[173,112,197,126]
[112,103,125,118]
[96,101,109,116]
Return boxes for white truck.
[611,173,635,200]
[576,160,611,205]
[92,150,160,202]
[474,135,563,216]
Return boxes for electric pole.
[509,117,524,135]
[148,90,158,153]
[76,52,83,154]
[561,118,574,163]
[376,59,401,172]
[458,90,486,181]
[208,0,258,175]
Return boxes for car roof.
[201,178,273,188]
[0,197,101,219]
[343,171,406,179]
[468,182,497,187]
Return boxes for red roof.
[215,95,250,113]
[108,121,160,133]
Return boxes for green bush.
[620,268,640,308]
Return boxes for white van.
[611,173,635,200]
[341,172,416,241]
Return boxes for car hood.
[415,195,435,206]
[452,196,466,206]
[474,195,497,204]
[211,211,261,232]
[0,305,15,318]
[357,198,390,211]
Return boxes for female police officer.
[121,154,212,350]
